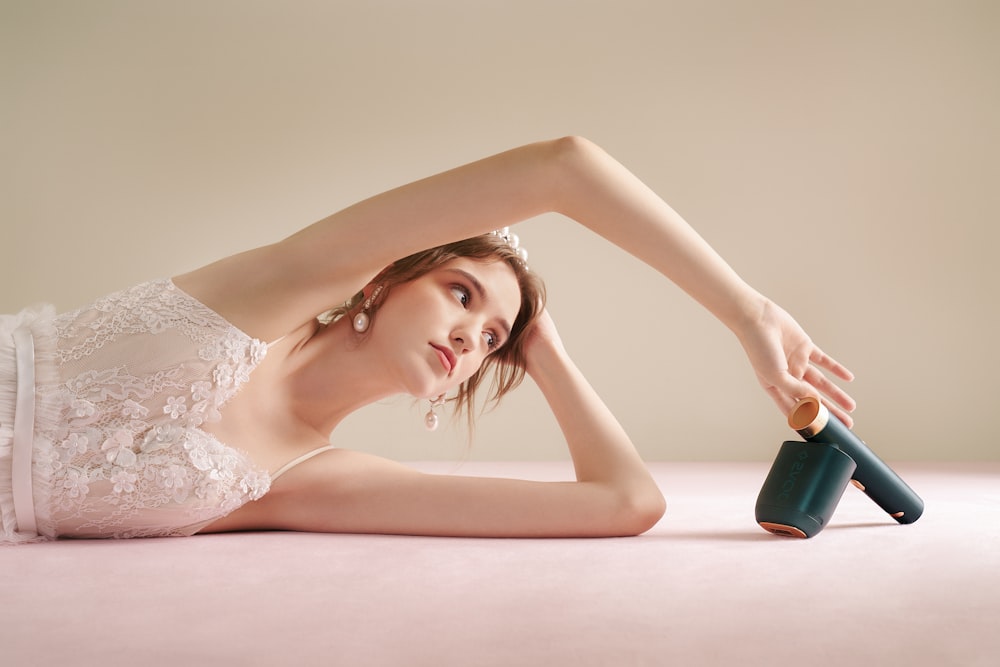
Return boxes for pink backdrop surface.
[2,461,997,666]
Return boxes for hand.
[735,298,857,427]
[521,308,568,377]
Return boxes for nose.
[451,332,472,355]
[451,323,483,356]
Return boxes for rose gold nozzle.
[788,397,829,437]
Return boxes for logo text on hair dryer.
[776,450,809,502]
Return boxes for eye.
[483,331,498,350]
[450,285,470,307]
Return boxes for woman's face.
[370,257,522,399]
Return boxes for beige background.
[2,1,997,462]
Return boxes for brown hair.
[328,233,546,428]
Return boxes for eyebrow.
[446,268,513,342]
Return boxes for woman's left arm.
[180,136,854,421]
[543,138,855,424]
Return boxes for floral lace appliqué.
[33,279,271,538]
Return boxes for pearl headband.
[491,227,529,266]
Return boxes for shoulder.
[172,242,367,343]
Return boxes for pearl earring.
[352,285,384,333]
[424,395,447,431]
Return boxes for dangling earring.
[424,394,446,431]
[352,285,384,333]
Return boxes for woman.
[1,136,855,543]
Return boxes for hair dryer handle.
[789,398,924,524]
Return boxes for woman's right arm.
[521,310,665,523]
[204,310,666,539]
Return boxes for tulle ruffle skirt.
[1,305,60,544]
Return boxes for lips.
[430,343,456,374]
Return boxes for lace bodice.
[29,279,272,538]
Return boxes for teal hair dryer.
[757,398,924,538]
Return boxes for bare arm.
[179,137,735,335]
[548,139,855,423]
[205,311,665,538]
[178,135,853,421]
[175,139,565,340]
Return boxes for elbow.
[630,490,668,536]
[545,134,602,166]
[609,487,667,537]
[539,134,607,213]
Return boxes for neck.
[277,317,400,436]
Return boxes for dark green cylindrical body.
[756,440,857,538]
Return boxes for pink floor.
[2,462,998,666]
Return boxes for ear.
[344,289,365,310]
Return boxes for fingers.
[767,363,856,429]
[806,346,856,427]
[809,346,855,382]
[787,344,856,411]
[802,366,856,414]
[795,378,855,429]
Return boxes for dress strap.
[270,445,338,481]
[11,328,38,535]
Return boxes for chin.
[404,376,448,401]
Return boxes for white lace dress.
[1,279,273,542]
